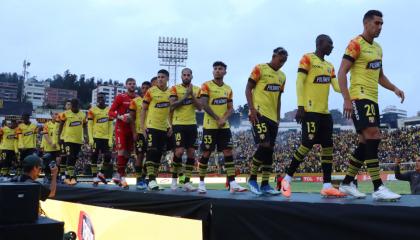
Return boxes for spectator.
[394,157,420,195]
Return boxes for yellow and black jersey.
[43,121,60,152]
[143,86,171,131]
[343,35,383,103]
[170,84,200,125]
[16,123,37,149]
[297,53,340,114]
[87,106,113,140]
[249,63,286,123]
[199,80,232,129]
[58,112,67,141]
[60,110,87,144]
[0,126,17,151]
[129,96,145,133]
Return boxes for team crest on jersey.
[369,117,375,123]
[313,75,331,84]
[260,134,265,140]
[155,102,170,108]
[264,84,281,92]
[176,141,181,146]
[24,132,33,136]
[308,134,314,140]
[366,60,382,70]
[205,144,210,149]
[96,117,108,123]
[69,121,82,127]
[212,98,228,105]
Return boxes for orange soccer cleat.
[320,187,347,198]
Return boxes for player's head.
[22,113,31,123]
[64,99,71,110]
[212,61,227,80]
[70,98,79,111]
[10,119,17,129]
[181,68,193,85]
[363,10,383,38]
[97,92,106,106]
[150,77,157,86]
[140,81,151,96]
[271,47,288,70]
[157,69,169,88]
[416,157,420,172]
[316,34,333,56]
[125,78,137,93]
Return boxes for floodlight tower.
[157,37,188,85]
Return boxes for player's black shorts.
[200,128,233,152]
[146,128,169,153]
[93,138,110,153]
[0,150,17,164]
[301,112,333,147]
[351,99,380,133]
[64,142,82,159]
[251,115,278,147]
[19,148,36,162]
[135,134,147,154]
[172,125,198,149]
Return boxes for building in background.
[382,105,407,119]
[0,82,19,102]
[91,84,125,106]
[381,105,407,129]
[23,79,50,108]
[44,87,77,108]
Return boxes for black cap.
[22,155,42,168]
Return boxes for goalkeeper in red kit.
[108,78,137,189]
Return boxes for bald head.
[315,34,333,57]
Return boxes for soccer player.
[129,81,152,189]
[280,36,346,198]
[16,113,38,175]
[141,70,172,191]
[109,78,137,189]
[338,10,404,201]
[0,120,18,179]
[58,98,87,185]
[150,76,157,87]
[169,68,201,192]
[198,61,247,194]
[58,100,71,181]
[88,92,114,186]
[42,112,61,183]
[245,47,288,196]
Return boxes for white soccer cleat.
[148,180,160,191]
[182,182,197,192]
[372,185,401,201]
[339,182,366,198]
[198,181,207,194]
[229,180,247,193]
[171,178,178,191]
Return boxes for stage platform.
[54,184,420,240]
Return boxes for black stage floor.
[54,184,420,240]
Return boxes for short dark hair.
[158,69,170,77]
[142,81,151,87]
[273,47,288,56]
[71,98,79,108]
[315,34,331,46]
[363,10,383,22]
[126,78,136,84]
[181,68,192,74]
[150,77,157,83]
[213,61,227,69]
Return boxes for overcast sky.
[1,0,418,116]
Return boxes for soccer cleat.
[120,177,129,189]
[260,184,280,196]
[320,187,347,198]
[97,172,107,184]
[229,181,247,193]
[339,182,366,198]
[198,181,207,194]
[148,180,160,191]
[136,178,147,190]
[112,173,122,186]
[280,179,292,198]
[247,180,262,195]
[171,178,178,191]
[372,185,401,202]
[182,182,197,192]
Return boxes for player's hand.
[52,143,57,149]
[186,84,193,96]
[395,158,401,165]
[142,129,147,139]
[343,99,353,119]
[295,106,305,124]
[248,108,259,125]
[394,88,405,103]
[217,117,227,128]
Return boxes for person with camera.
[394,157,420,195]
[17,155,58,201]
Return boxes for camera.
[49,161,56,169]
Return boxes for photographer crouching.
[16,155,58,201]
